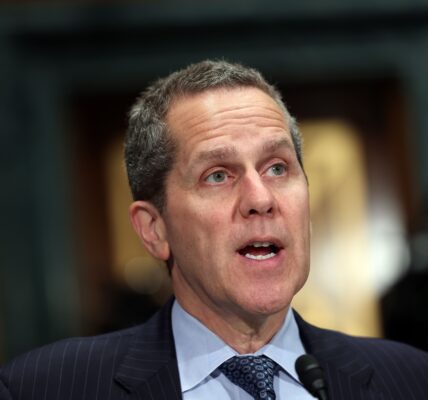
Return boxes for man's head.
[127,60,310,336]
[125,60,303,212]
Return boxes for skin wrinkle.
[169,89,285,130]
[168,90,287,146]
[170,112,287,141]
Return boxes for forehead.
[166,87,289,146]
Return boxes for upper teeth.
[252,242,273,247]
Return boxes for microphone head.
[295,354,327,398]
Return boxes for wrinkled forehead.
[165,87,288,138]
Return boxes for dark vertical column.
[0,36,48,360]
[381,32,428,350]
[404,34,428,218]
[0,39,80,361]
[26,68,81,345]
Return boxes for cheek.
[295,184,310,217]
[283,186,310,225]
[181,199,229,233]
[165,202,226,256]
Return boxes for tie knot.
[219,355,278,400]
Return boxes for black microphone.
[295,354,328,400]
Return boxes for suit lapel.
[114,298,182,400]
[294,311,381,400]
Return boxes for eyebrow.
[262,137,295,153]
[191,136,294,165]
[194,146,239,163]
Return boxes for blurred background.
[2,0,428,363]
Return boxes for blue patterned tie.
[219,355,278,400]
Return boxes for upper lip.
[237,237,284,251]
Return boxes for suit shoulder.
[346,333,428,365]
[1,324,138,370]
[295,311,428,372]
[316,323,428,371]
[0,325,139,398]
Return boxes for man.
[1,60,427,400]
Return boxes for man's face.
[162,87,310,322]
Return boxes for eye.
[266,163,287,177]
[205,170,227,184]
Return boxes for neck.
[175,296,288,354]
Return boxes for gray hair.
[125,60,303,211]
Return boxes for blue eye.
[205,171,227,183]
[267,163,286,176]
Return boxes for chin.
[248,277,307,314]
[240,292,291,318]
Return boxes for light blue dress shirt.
[172,300,315,399]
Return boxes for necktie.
[219,355,278,400]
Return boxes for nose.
[239,171,276,218]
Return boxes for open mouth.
[238,241,281,261]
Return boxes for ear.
[129,201,170,261]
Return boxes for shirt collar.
[259,308,307,382]
[171,300,306,393]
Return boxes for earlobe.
[129,201,170,261]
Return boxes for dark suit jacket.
[1,299,428,399]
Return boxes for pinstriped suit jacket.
[1,299,428,399]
